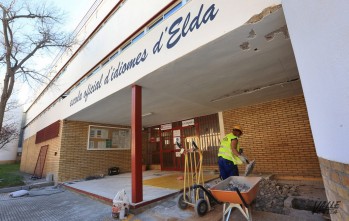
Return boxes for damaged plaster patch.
[240,42,250,50]
[248,29,256,39]
[265,25,290,41]
[211,78,300,102]
[246,5,282,24]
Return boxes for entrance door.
[160,129,177,170]
[33,145,49,178]
[147,114,220,171]
[160,125,197,171]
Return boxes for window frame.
[87,125,131,151]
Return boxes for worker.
[218,125,247,179]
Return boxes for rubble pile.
[254,178,298,214]
[223,180,250,192]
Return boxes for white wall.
[282,0,349,164]
[24,0,282,139]
[26,0,172,124]
[0,139,19,163]
[0,106,22,162]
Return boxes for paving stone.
[0,190,111,221]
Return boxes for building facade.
[20,0,348,218]
[0,105,22,164]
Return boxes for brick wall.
[58,120,131,182]
[318,157,349,220]
[20,121,62,181]
[223,95,321,178]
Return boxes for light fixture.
[142,112,153,117]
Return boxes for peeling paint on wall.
[240,42,250,50]
[211,78,300,102]
[246,5,282,24]
[265,25,290,41]
[248,29,256,39]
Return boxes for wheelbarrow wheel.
[195,199,208,216]
[178,193,190,210]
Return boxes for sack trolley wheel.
[177,193,190,210]
[195,199,209,217]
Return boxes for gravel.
[223,180,250,192]
[254,178,298,214]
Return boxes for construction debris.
[254,178,298,214]
[223,180,250,192]
[9,190,29,198]
[85,174,105,181]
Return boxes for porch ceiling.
[67,8,302,127]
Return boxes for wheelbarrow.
[191,176,262,221]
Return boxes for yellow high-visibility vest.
[218,133,243,165]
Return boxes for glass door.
[160,129,176,170]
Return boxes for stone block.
[344,164,349,175]
[330,171,340,183]
[335,184,349,201]
[331,161,344,172]
[340,174,349,187]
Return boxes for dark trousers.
[218,157,239,180]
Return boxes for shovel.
[244,159,255,176]
[239,148,256,176]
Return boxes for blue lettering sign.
[167,4,219,49]
[69,3,219,108]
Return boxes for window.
[121,41,131,51]
[149,17,163,30]
[87,125,131,150]
[110,50,120,60]
[102,58,110,66]
[87,66,100,78]
[164,2,183,19]
[132,31,145,44]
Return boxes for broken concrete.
[265,25,290,41]
[248,29,256,38]
[246,5,282,24]
[240,41,250,50]
[211,78,300,102]
[254,178,299,214]
[224,180,250,192]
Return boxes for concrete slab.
[63,170,184,206]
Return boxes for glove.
[238,155,248,164]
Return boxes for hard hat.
[232,125,243,134]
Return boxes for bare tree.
[0,0,74,131]
[0,98,20,150]
[0,121,19,150]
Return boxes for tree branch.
[0,0,74,130]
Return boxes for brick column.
[318,158,349,220]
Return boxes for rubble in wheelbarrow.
[223,180,250,192]
[254,178,299,214]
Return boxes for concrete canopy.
[67,8,302,127]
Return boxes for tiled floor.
[64,170,219,206]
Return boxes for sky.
[52,0,97,31]
[17,0,97,107]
